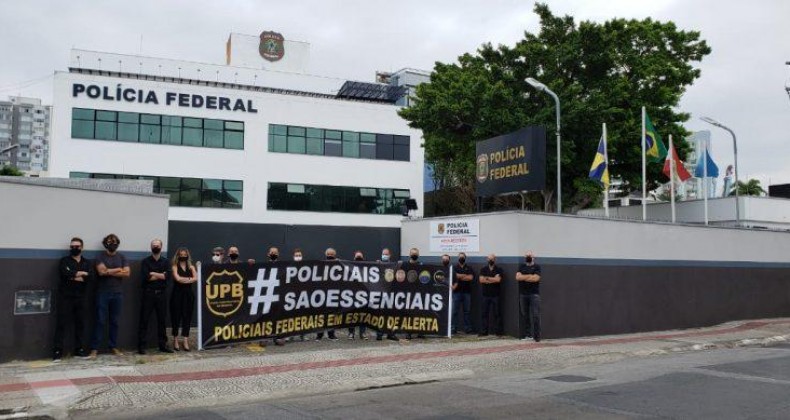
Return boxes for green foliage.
[0,165,24,176]
[400,3,710,214]
[730,179,766,196]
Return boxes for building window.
[69,172,243,208]
[70,108,244,150]
[268,124,410,161]
[267,182,409,215]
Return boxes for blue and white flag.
[694,148,719,178]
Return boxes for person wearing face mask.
[478,253,504,337]
[265,247,287,346]
[403,248,424,340]
[347,251,369,340]
[376,248,399,342]
[53,237,92,362]
[210,247,225,264]
[316,248,339,341]
[452,252,475,335]
[137,239,173,355]
[289,248,306,342]
[227,246,255,265]
[515,251,542,342]
[89,233,130,359]
[171,247,197,351]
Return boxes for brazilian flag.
[645,114,668,163]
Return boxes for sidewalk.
[2,318,789,419]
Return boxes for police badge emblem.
[259,31,285,62]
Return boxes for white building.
[0,96,51,175]
[49,32,426,259]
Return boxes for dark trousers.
[91,291,123,350]
[520,294,541,338]
[452,292,472,333]
[53,294,85,352]
[170,286,194,337]
[480,296,502,335]
[348,326,367,336]
[316,330,336,339]
[139,289,168,350]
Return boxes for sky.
[1,0,788,187]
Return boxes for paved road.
[128,342,790,419]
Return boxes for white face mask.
[211,255,222,263]
[381,254,390,262]
[294,256,303,262]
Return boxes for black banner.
[475,126,546,197]
[198,260,451,348]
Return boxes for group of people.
[53,237,542,362]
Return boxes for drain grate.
[543,375,596,383]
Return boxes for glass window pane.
[71,120,94,139]
[325,130,341,140]
[360,133,376,143]
[162,126,182,145]
[223,180,243,190]
[69,172,90,178]
[287,184,305,193]
[394,189,411,198]
[376,143,393,160]
[360,143,376,159]
[117,123,139,142]
[183,127,203,146]
[288,126,306,136]
[94,121,117,140]
[327,186,344,212]
[204,129,223,148]
[271,135,287,152]
[271,124,287,135]
[224,131,243,149]
[224,190,243,208]
[393,144,410,161]
[203,179,222,190]
[306,138,323,155]
[96,111,117,122]
[162,116,182,126]
[140,124,161,143]
[118,112,139,123]
[201,188,223,208]
[306,185,325,211]
[225,121,244,131]
[376,134,393,145]
[140,114,160,124]
[180,178,202,207]
[343,131,359,142]
[183,118,202,128]
[325,139,342,156]
[393,135,410,145]
[72,108,95,120]
[342,141,359,158]
[306,128,323,138]
[267,183,287,210]
[204,119,223,130]
[287,136,306,154]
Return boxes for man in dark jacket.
[53,237,92,362]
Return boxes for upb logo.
[205,270,245,318]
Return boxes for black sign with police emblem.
[475,126,546,197]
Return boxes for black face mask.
[526,256,533,263]
[70,247,81,256]
[229,253,239,261]
[354,256,363,261]
[269,254,279,261]
[326,255,336,261]
[458,257,466,265]
[488,260,495,266]
[105,243,118,252]
[178,256,188,262]
[410,255,419,261]
[442,260,450,266]
[151,247,161,254]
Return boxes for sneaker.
[75,348,89,359]
[274,339,285,346]
[376,335,383,341]
[347,333,354,340]
[52,349,63,363]
[520,336,531,341]
[87,350,98,360]
[111,348,124,356]
[328,335,339,341]
[137,348,147,355]
[361,334,369,341]
[534,336,541,343]
[386,334,398,341]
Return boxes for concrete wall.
[402,211,790,339]
[0,181,169,361]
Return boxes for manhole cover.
[543,375,596,383]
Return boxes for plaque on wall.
[14,290,51,315]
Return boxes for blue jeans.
[91,291,123,350]
[520,294,541,338]
[452,292,472,333]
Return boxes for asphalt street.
[122,342,790,419]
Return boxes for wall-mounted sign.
[259,31,285,62]
[429,218,480,253]
[14,290,51,315]
[72,84,258,113]
[476,126,546,197]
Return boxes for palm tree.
[729,179,766,197]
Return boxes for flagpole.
[641,107,647,221]
[603,122,609,218]
[703,145,709,225]
[669,134,676,223]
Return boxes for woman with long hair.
[170,247,197,351]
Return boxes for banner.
[429,218,480,252]
[476,126,546,197]
[198,260,451,348]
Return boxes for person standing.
[478,253,503,336]
[316,248,339,341]
[516,251,542,342]
[452,252,474,335]
[210,247,225,263]
[347,251,369,340]
[89,233,130,358]
[138,239,173,354]
[403,248,424,339]
[53,237,92,362]
[227,245,255,265]
[170,247,197,351]
[291,248,306,341]
[266,246,286,346]
[376,248,398,342]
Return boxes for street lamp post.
[526,77,561,214]
[700,117,740,227]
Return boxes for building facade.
[50,34,426,260]
[0,96,51,175]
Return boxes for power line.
[0,73,53,93]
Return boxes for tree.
[400,3,710,214]
[0,165,23,176]
[730,179,766,197]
